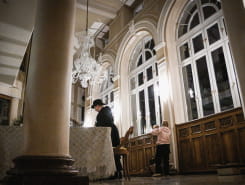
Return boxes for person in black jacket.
[91,99,122,178]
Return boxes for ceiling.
[0,0,129,87]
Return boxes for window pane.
[150,39,155,50]
[145,51,152,61]
[190,13,200,30]
[158,96,162,124]
[178,25,188,38]
[137,55,143,66]
[178,4,197,37]
[196,56,215,116]
[148,85,157,127]
[0,97,10,125]
[180,42,190,61]
[207,23,220,45]
[147,66,153,81]
[131,94,138,136]
[192,34,204,53]
[130,77,136,90]
[139,90,146,134]
[182,64,198,120]
[223,19,227,35]
[110,91,114,102]
[201,0,221,8]
[104,95,108,104]
[203,6,217,19]
[211,47,234,111]
[155,63,159,76]
[144,38,156,55]
[138,72,144,86]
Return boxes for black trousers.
[114,154,122,172]
[155,144,170,175]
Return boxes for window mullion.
[223,42,241,108]
[191,59,203,118]
[206,48,221,113]
[144,84,151,132]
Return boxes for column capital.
[157,59,167,68]
[112,74,120,82]
[112,75,120,89]
[154,42,166,51]
[113,86,120,93]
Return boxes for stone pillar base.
[2,155,89,185]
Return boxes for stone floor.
[90,175,245,185]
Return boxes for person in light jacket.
[151,120,171,177]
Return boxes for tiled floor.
[90,175,245,185]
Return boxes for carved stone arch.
[114,18,158,135]
[157,0,176,44]
[115,18,158,76]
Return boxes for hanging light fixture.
[72,0,104,88]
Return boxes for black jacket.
[95,106,120,147]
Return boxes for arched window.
[100,66,114,111]
[129,36,162,135]
[177,0,240,121]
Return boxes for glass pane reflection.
[147,66,153,81]
[182,64,198,120]
[211,47,233,111]
[193,34,204,53]
[180,43,190,61]
[207,23,220,45]
[148,85,156,127]
[196,56,215,116]
[138,72,144,86]
[139,90,146,134]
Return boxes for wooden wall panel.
[128,134,156,175]
[221,130,239,164]
[176,108,245,173]
[129,148,138,173]
[138,149,144,171]
[145,147,153,170]
[127,108,245,175]
[205,134,222,167]
[191,137,206,169]
[179,139,192,170]
[238,128,245,163]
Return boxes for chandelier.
[72,0,103,88]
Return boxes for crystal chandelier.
[72,0,103,88]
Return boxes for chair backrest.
[120,126,134,147]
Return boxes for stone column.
[222,0,245,114]
[154,42,178,171]
[113,86,122,134]
[9,97,19,125]
[154,42,170,121]
[3,0,88,184]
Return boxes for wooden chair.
[113,126,134,180]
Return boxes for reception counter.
[0,126,116,180]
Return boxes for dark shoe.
[118,171,122,179]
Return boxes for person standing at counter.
[91,99,122,179]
